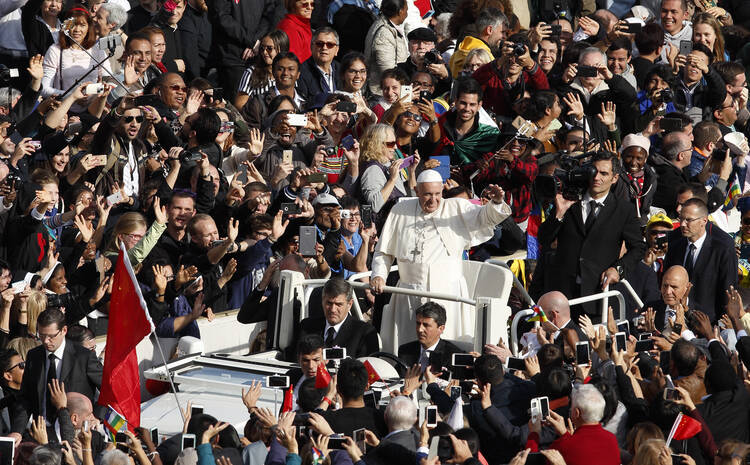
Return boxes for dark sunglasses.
[315,41,338,49]
[7,361,25,371]
[167,84,188,93]
[124,116,144,123]
[743,217,750,225]
[385,141,397,148]
[402,111,422,121]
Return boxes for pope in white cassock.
[370,169,512,353]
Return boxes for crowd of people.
[4,0,750,463]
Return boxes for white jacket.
[364,15,409,95]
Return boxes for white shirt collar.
[324,314,348,338]
[688,230,707,258]
[49,338,66,360]
[420,339,440,357]
[582,192,607,205]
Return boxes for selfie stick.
[61,27,128,94]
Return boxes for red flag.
[364,360,381,385]
[281,386,294,413]
[315,363,331,389]
[98,244,154,430]
[667,413,702,445]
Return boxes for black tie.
[45,353,57,418]
[584,200,598,231]
[684,243,696,277]
[325,327,336,347]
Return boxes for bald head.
[67,392,93,429]
[660,265,690,307]
[538,291,571,326]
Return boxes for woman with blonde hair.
[13,290,48,338]
[693,12,727,62]
[716,440,750,465]
[104,198,167,266]
[633,439,695,465]
[6,337,41,360]
[359,123,418,213]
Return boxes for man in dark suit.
[297,27,340,102]
[663,198,737,321]
[643,265,691,334]
[298,278,380,359]
[538,151,646,318]
[362,396,419,465]
[397,302,461,372]
[14,309,102,432]
[536,291,588,344]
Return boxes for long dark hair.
[250,30,290,90]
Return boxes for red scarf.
[156,61,167,73]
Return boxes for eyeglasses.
[167,84,188,93]
[402,111,422,121]
[346,68,367,75]
[37,329,62,341]
[123,115,144,123]
[124,233,144,241]
[678,216,705,224]
[384,141,397,148]
[7,361,25,371]
[260,45,276,53]
[314,41,338,49]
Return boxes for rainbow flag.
[526,305,548,323]
[102,404,127,441]
[723,179,741,211]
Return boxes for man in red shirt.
[526,384,620,465]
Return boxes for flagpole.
[150,332,186,423]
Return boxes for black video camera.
[534,153,596,201]
[180,150,202,163]
[424,50,440,65]
[656,88,673,103]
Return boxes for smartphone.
[419,90,431,102]
[624,22,642,33]
[428,436,440,461]
[547,119,562,132]
[190,405,203,417]
[575,341,590,365]
[617,320,630,337]
[134,94,161,108]
[664,387,679,401]
[399,155,415,168]
[286,113,308,127]
[660,117,683,132]
[280,203,301,215]
[340,134,355,150]
[324,347,346,360]
[28,140,41,150]
[577,65,598,78]
[400,85,413,103]
[353,428,366,453]
[66,121,83,137]
[300,186,311,202]
[530,396,550,423]
[426,405,438,427]
[635,339,655,352]
[181,434,196,451]
[235,164,248,185]
[92,154,107,166]
[210,87,223,102]
[328,437,347,449]
[615,332,627,352]
[361,205,373,229]
[450,365,475,380]
[452,353,475,366]
[299,225,317,257]
[0,437,15,465]
[450,385,462,401]
[549,24,562,36]
[83,83,104,95]
[639,332,652,341]
[679,40,692,56]
[364,390,377,409]
[282,150,293,165]
[106,191,123,206]
[266,375,290,388]
[115,431,128,444]
[655,233,669,248]
[150,427,159,445]
[335,101,357,113]
[305,172,328,183]
[507,357,526,371]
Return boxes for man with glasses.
[1,349,24,435]
[298,27,341,102]
[712,92,742,136]
[664,198,737,321]
[14,309,102,434]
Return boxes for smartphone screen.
[328,437,346,449]
[617,320,630,337]
[361,205,373,229]
[266,375,290,388]
[639,332,652,341]
[150,427,159,445]
[324,347,346,360]
[615,332,627,352]
[539,397,550,419]
[181,434,196,450]
[576,342,590,365]
[426,405,438,427]
[635,339,654,352]
[450,386,462,400]
[452,353,474,366]
[507,357,525,371]
[190,405,203,417]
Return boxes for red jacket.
[472,61,549,117]
[277,14,312,63]
[526,425,620,465]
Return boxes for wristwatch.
[615,265,625,279]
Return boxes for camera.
[424,50,440,65]
[512,43,526,56]
[0,65,19,81]
[656,88,673,103]
[324,146,337,156]
[180,150,202,163]
[340,209,352,219]
[654,233,669,249]
[533,153,597,201]
[542,0,570,22]
[47,292,75,309]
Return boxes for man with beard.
[149,191,196,269]
[178,0,211,82]
[107,33,160,103]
